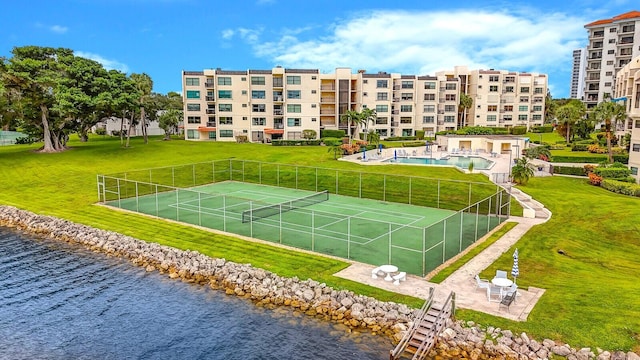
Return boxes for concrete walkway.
[333,150,551,321]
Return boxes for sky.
[1,0,637,98]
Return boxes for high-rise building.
[614,55,640,182]
[181,67,547,143]
[583,10,640,109]
[570,48,586,99]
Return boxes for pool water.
[383,156,494,170]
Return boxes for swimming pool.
[383,156,495,170]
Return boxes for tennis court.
[101,172,507,277]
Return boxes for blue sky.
[1,0,636,98]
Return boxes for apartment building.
[614,55,640,182]
[182,66,547,143]
[570,48,586,99]
[583,11,640,109]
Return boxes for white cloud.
[75,51,130,73]
[50,25,68,34]
[221,29,235,40]
[237,27,262,44]
[245,9,586,83]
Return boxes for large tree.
[130,73,153,144]
[593,100,627,163]
[555,99,586,143]
[158,109,182,140]
[459,92,473,128]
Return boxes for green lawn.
[1,135,638,351]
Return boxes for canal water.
[0,227,392,359]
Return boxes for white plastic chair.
[495,270,508,279]
[474,274,490,291]
[486,285,502,302]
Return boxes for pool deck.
[336,146,548,321]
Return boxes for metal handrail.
[411,291,455,360]
[389,288,434,359]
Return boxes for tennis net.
[242,190,329,223]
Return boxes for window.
[186,104,201,111]
[376,80,388,88]
[241,77,246,81]
[607,50,614,54]
[218,77,232,85]
[376,105,388,112]
[186,90,200,99]
[287,118,301,127]
[401,93,413,101]
[219,117,233,125]
[377,92,388,100]
[311,76,317,80]
[518,105,528,112]
[251,76,265,85]
[444,116,455,123]
[445,94,456,101]
[518,114,528,121]
[532,114,542,120]
[401,81,413,89]
[251,90,265,99]
[423,105,435,112]
[286,76,301,85]
[424,93,435,101]
[287,104,301,113]
[208,131,216,139]
[400,105,412,112]
[422,116,434,123]
[219,130,233,138]
[445,105,456,112]
[424,82,436,89]
[376,129,388,136]
[534,87,544,94]
[400,117,412,124]
[312,118,317,122]
[633,144,640,152]
[287,90,301,99]
[504,105,513,111]
[533,105,543,111]
[636,120,640,129]
[605,71,613,76]
[487,115,497,122]
[489,85,498,92]
[219,104,232,112]
[520,87,530,93]
[487,105,497,112]
[252,117,266,126]
[363,79,368,84]
[242,90,247,95]
[505,86,514,93]
[185,78,199,86]
[287,131,302,140]
[218,90,232,99]
[604,82,612,87]
[311,104,316,108]
[376,117,388,125]
[610,28,617,32]
[503,115,512,121]
[311,90,316,94]
[187,129,197,139]
[445,83,457,90]
[242,104,247,108]
[520,96,529,102]
[631,167,638,176]
[609,38,616,43]
[607,60,614,65]
[187,116,201,124]
[489,75,499,82]
[252,104,266,112]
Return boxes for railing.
[206,109,216,114]
[273,110,283,115]
[273,123,284,129]
[206,96,215,101]
[206,122,216,127]
[205,81,214,88]
[412,291,456,360]
[390,288,435,360]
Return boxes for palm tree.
[340,110,360,139]
[593,100,626,163]
[360,107,377,135]
[130,73,153,144]
[366,130,380,148]
[511,157,535,185]
[555,100,586,144]
[459,92,473,128]
[327,143,342,160]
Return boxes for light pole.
[508,149,513,181]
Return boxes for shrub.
[587,144,606,153]
[402,141,426,147]
[588,172,602,186]
[321,137,342,146]
[415,130,425,139]
[340,143,360,154]
[571,144,589,152]
[95,128,107,136]
[553,166,587,176]
[531,125,554,133]
[612,154,629,164]
[302,129,317,140]
[320,129,345,138]
[551,155,606,163]
[575,139,596,145]
[272,139,322,146]
[510,126,527,135]
[386,136,417,141]
[593,167,632,179]
[600,179,640,197]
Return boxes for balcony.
[273,80,283,88]
[391,122,399,127]
[273,96,284,102]
[621,25,635,34]
[592,31,604,38]
[206,109,216,114]
[320,109,335,115]
[273,123,284,129]
[320,85,335,91]
[205,80,214,88]
[206,96,215,101]
[321,97,336,102]
[273,109,283,115]
[206,121,216,127]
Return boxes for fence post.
[475,203,480,241]
[259,162,262,184]
[442,219,447,263]
[277,164,280,187]
[335,170,338,195]
[155,184,159,217]
[172,167,175,187]
[422,227,426,277]
[468,183,472,207]
[383,174,386,202]
[176,189,179,222]
[359,173,362,198]
[212,161,215,183]
[388,223,392,264]
[135,182,139,212]
[437,180,441,208]
[459,211,464,252]
[315,168,318,192]
[409,177,412,205]
[242,161,245,183]
[192,164,196,186]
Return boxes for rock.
[612,351,627,360]
[340,297,353,308]
[440,328,457,340]
[628,352,640,360]
[552,345,573,357]
[597,351,611,360]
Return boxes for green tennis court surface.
[105,180,504,276]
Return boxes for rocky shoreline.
[0,205,637,360]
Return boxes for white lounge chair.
[393,271,407,285]
[475,274,490,291]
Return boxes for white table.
[379,265,398,281]
[491,277,513,288]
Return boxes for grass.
[525,131,565,145]
[1,135,639,351]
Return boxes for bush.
[320,129,345,138]
[571,144,589,152]
[95,128,107,136]
[402,141,426,147]
[551,155,607,163]
[600,179,640,197]
[272,139,322,146]
[613,154,629,164]
[553,166,587,176]
[593,167,632,179]
[415,130,425,140]
[574,139,595,145]
[510,126,527,135]
[14,136,37,145]
[302,129,317,140]
[321,137,342,146]
[531,125,554,133]
[386,136,417,141]
[588,172,603,186]
[587,144,606,153]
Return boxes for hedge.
[593,167,632,179]
[600,179,640,197]
[553,166,587,176]
[571,144,589,152]
[510,126,527,135]
[386,136,418,141]
[530,125,554,133]
[320,129,345,138]
[272,139,322,146]
[613,154,629,164]
[402,141,426,147]
[321,137,342,146]
[551,155,607,163]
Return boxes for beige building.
[182,66,547,143]
[583,11,640,110]
[614,55,640,182]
